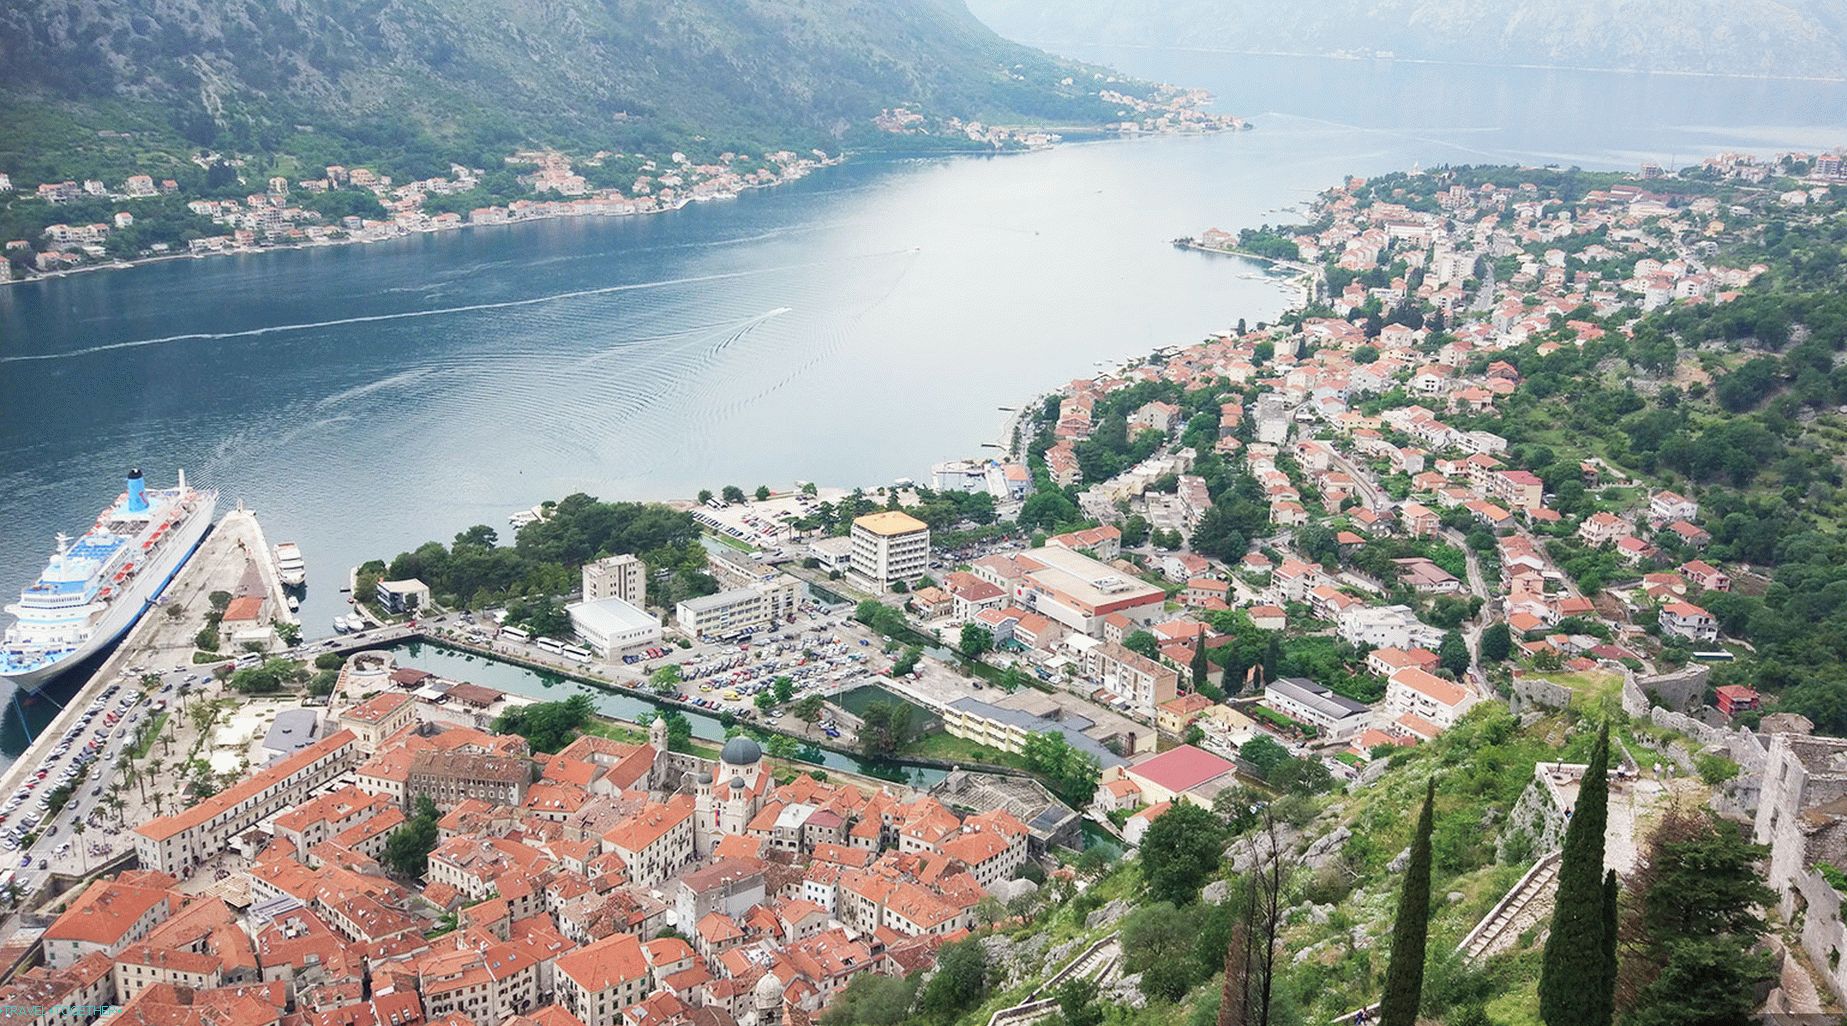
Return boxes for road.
[1443,526,1497,697]
[1324,446,1387,512]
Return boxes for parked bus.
[561,644,592,664]
[536,637,566,655]
[500,626,531,643]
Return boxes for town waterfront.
[2,51,1844,650]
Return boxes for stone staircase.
[1456,851,1562,962]
[986,932,1122,1026]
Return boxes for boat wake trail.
[1,254,900,365]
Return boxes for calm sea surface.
[1,51,1842,750]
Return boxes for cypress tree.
[1379,779,1436,1026]
[1222,647,1246,696]
[1539,723,1612,1026]
[1261,634,1281,683]
[1191,632,1210,691]
[1599,869,1619,1025]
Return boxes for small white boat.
[286,594,299,612]
[332,617,352,634]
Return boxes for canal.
[386,639,948,787]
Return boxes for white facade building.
[582,553,646,606]
[848,511,931,593]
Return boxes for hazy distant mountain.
[0,0,1135,163]
[966,0,1847,79]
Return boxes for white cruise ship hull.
[1,494,216,694]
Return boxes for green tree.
[649,664,683,694]
[819,972,918,1026]
[1123,902,1210,1002]
[1190,632,1210,689]
[891,646,922,676]
[918,936,988,1018]
[1540,723,1612,1026]
[1123,630,1160,659]
[1379,781,1435,1026]
[1438,630,1470,677]
[754,485,771,501]
[721,485,746,504]
[382,796,440,877]
[658,711,693,753]
[772,676,795,704]
[1140,801,1226,905]
[1261,634,1281,684]
[493,695,593,753]
[1620,808,1774,1025]
[1221,646,1248,695]
[793,694,825,722]
[1021,731,1101,808]
[1480,622,1512,662]
[1121,514,1151,547]
[754,690,775,712]
[1055,976,1103,1026]
[958,623,994,660]
[857,701,915,758]
[1600,869,1618,1024]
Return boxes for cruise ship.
[1,469,217,692]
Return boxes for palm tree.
[70,821,86,874]
[145,757,163,809]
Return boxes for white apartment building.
[582,553,646,606]
[675,576,800,641]
[1382,668,1477,731]
[848,511,931,593]
[1336,603,1445,651]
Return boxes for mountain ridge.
[0,0,1151,180]
[964,0,1847,80]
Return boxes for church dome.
[721,736,763,766]
[755,972,785,1004]
[730,776,747,791]
[696,770,713,785]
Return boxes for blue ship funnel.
[126,468,148,513]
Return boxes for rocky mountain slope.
[0,0,1136,164]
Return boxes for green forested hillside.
[0,0,1138,185]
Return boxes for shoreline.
[0,156,847,291]
[1,123,1247,292]
[1174,239,1321,304]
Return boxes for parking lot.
[0,664,205,896]
[415,597,904,741]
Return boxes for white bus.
[500,626,531,643]
[536,637,565,655]
[561,644,592,664]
